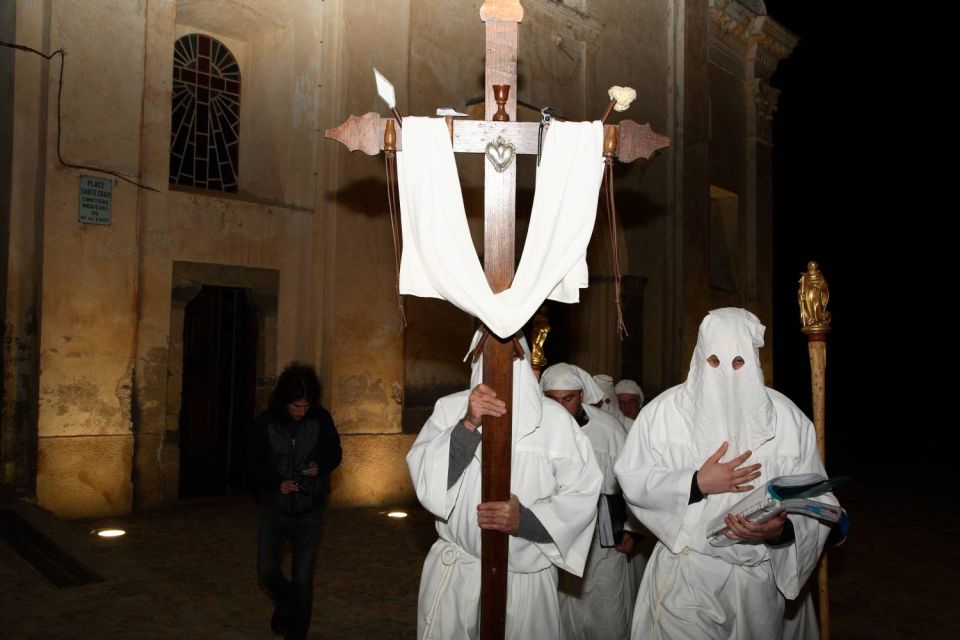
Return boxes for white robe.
[407,393,602,639]
[614,387,836,640]
[783,590,818,640]
[559,404,633,640]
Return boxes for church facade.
[0,0,796,517]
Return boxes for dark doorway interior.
[179,286,258,498]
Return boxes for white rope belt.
[423,540,477,639]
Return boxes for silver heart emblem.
[485,137,516,173]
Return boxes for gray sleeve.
[447,421,482,489]
[517,503,554,543]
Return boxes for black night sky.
[764,4,912,479]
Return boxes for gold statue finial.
[799,261,832,335]
[530,307,550,368]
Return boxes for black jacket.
[252,406,342,514]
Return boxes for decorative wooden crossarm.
[325,113,670,162]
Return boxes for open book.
[706,473,848,547]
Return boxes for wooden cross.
[326,2,669,638]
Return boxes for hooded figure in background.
[592,374,627,425]
[542,363,635,640]
[406,331,602,640]
[615,308,838,640]
[614,379,644,430]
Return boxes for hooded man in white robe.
[406,332,602,640]
[542,363,635,640]
[593,374,636,434]
[614,308,838,639]
[614,379,644,430]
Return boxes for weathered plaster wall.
[327,0,410,443]
[551,0,673,389]
[329,433,418,508]
[2,0,795,515]
[702,0,797,381]
[709,64,749,310]
[672,0,712,383]
[4,0,330,516]
[240,3,324,208]
[132,0,325,511]
[35,0,147,517]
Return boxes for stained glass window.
[170,34,240,192]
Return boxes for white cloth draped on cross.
[397,117,605,338]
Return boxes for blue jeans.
[257,506,324,640]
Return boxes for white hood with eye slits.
[676,308,774,461]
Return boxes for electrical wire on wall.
[1,40,159,192]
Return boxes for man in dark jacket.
[253,363,342,640]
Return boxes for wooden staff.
[798,260,832,640]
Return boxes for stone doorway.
[164,262,278,501]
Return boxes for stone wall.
[1,0,796,515]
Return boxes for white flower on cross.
[607,86,637,111]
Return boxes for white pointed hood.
[593,373,626,421]
[614,379,644,409]
[539,363,604,405]
[676,308,774,461]
[464,329,542,441]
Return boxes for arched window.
[170,34,241,192]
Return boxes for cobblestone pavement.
[1,477,956,639]
[0,497,434,639]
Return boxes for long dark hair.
[268,362,322,421]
